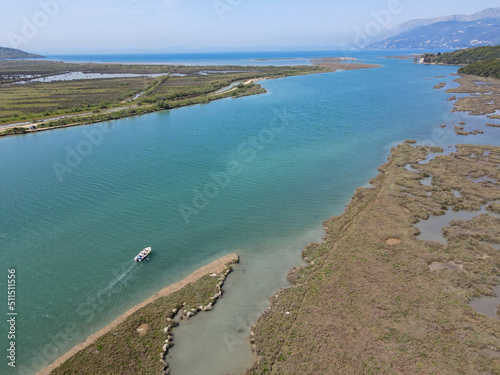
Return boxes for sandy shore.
[243,78,267,85]
[210,77,269,96]
[38,253,239,375]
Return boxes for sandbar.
[38,253,239,375]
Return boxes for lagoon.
[0,52,495,374]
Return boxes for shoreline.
[0,78,268,138]
[247,140,500,373]
[245,74,500,373]
[38,253,239,375]
[0,62,379,139]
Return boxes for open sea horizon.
[42,49,452,65]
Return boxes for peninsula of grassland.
[39,255,239,375]
[0,59,378,137]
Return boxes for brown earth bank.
[39,254,238,375]
[245,142,500,374]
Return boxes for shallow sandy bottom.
[166,228,323,375]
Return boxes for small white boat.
[134,247,152,262]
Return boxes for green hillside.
[458,58,500,79]
[0,47,44,59]
[419,45,500,78]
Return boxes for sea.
[1,50,500,375]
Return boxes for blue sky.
[1,0,499,53]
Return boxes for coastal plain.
[0,59,379,137]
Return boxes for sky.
[1,0,499,54]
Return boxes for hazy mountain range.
[2,8,500,55]
[368,7,500,49]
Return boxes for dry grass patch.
[429,261,464,272]
[386,238,401,246]
[136,323,150,336]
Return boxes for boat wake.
[101,263,138,295]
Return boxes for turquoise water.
[1,53,498,374]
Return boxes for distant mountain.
[368,7,500,49]
[377,7,500,42]
[0,47,44,59]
